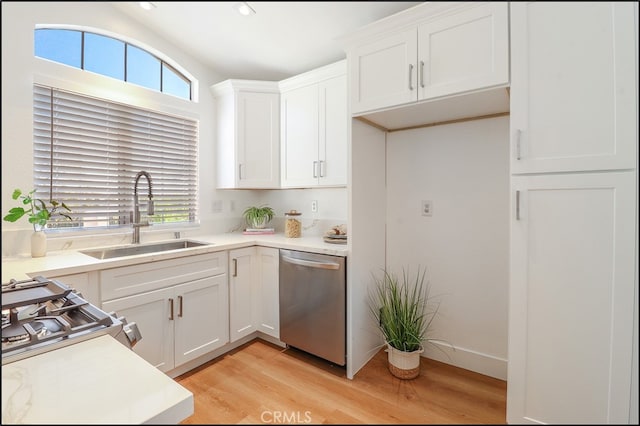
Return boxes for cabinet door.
[318,74,348,187]
[236,91,280,188]
[281,84,320,187]
[508,172,636,424]
[350,28,417,114]
[417,2,508,100]
[256,247,279,338]
[102,287,175,373]
[510,2,637,174]
[174,275,229,366]
[49,272,99,305]
[229,247,257,342]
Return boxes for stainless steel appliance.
[2,276,141,365]
[279,249,346,366]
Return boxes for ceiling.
[111,1,421,81]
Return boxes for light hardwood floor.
[176,339,506,424]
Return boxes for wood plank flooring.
[175,339,506,424]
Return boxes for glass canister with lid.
[284,210,302,238]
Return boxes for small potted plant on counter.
[242,205,275,230]
[369,265,450,379]
[3,188,72,257]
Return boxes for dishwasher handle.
[281,255,340,270]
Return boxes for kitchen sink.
[80,240,212,260]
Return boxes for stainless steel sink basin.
[80,240,212,260]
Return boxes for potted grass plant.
[242,205,275,229]
[369,265,446,379]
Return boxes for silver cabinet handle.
[238,163,243,179]
[169,298,174,320]
[408,64,414,91]
[281,255,340,270]
[313,161,318,178]
[232,258,238,277]
[420,60,425,88]
[516,190,521,220]
[319,160,325,178]
[178,295,183,318]
[515,129,522,160]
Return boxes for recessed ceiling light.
[234,2,256,16]
[139,2,156,11]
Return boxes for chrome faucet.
[132,171,154,244]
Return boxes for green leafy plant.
[369,266,443,353]
[242,205,275,228]
[3,188,72,230]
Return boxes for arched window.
[35,28,192,100]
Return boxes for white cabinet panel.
[174,275,228,366]
[319,74,348,187]
[257,247,279,338]
[102,286,174,372]
[281,84,319,188]
[211,80,280,188]
[229,246,280,341]
[280,61,347,188]
[510,2,637,173]
[229,247,257,342]
[418,2,509,100]
[348,2,509,117]
[100,252,229,373]
[508,172,636,424]
[350,28,417,113]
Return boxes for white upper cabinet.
[345,2,509,121]
[510,2,637,174]
[417,3,509,101]
[211,80,280,189]
[280,60,347,188]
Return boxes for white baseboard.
[423,341,508,381]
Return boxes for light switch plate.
[421,200,433,216]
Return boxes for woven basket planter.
[385,343,424,380]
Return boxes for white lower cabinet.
[229,247,257,341]
[256,247,279,338]
[47,271,100,306]
[100,252,229,373]
[229,246,280,342]
[508,172,636,423]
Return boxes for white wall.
[385,116,510,379]
[0,2,346,256]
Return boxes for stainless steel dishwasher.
[279,249,346,366]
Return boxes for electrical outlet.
[421,200,433,217]
[311,200,318,213]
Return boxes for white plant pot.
[31,230,47,258]
[386,343,424,379]
[250,218,268,229]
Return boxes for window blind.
[33,84,198,230]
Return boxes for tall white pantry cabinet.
[507,2,638,424]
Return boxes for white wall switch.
[421,200,433,216]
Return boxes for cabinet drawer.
[100,252,228,302]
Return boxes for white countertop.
[1,232,348,282]
[1,335,193,425]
